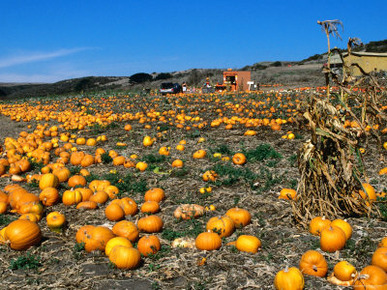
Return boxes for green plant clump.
[10,253,42,270]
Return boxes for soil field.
[0,89,386,289]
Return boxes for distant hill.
[1,39,386,99]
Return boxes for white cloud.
[0,47,95,68]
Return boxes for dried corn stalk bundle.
[292,97,368,227]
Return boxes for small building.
[223,69,251,91]
[343,52,387,76]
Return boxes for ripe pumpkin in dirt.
[299,250,328,277]
[232,153,246,165]
[330,219,352,241]
[141,201,160,214]
[46,211,66,232]
[353,265,386,289]
[320,226,347,253]
[112,221,139,242]
[105,203,125,221]
[202,170,218,182]
[39,187,59,206]
[76,200,98,210]
[278,188,297,200]
[195,231,222,251]
[39,173,59,190]
[235,235,261,254]
[206,216,235,238]
[225,207,251,228]
[137,215,163,233]
[84,226,115,252]
[5,219,42,250]
[144,188,165,203]
[105,237,133,256]
[62,189,82,206]
[52,167,71,183]
[68,175,87,188]
[76,225,95,244]
[372,247,387,272]
[135,161,148,171]
[171,159,184,168]
[174,204,205,220]
[333,261,357,281]
[309,216,331,236]
[109,246,141,269]
[192,149,206,159]
[137,235,161,257]
[274,266,304,290]
[119,197,138,216]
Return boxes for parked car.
[160,83,182,95]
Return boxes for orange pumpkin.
[112,220,139,242]
[137,215,163,233]
[320,226,347,253]
[5,219,42,250]
[195,231,222,251]
[144,188,165,203]
[108,246,141,269]
[372,247,387,272]
[309,216,331,236]
[225,207,251,228]
[299,250,328,277]
[353,265,386,289]
[105,203,125,221]
[39,187,59,206]
[206,216,235,238]
[232,153,246,165]
[141,201,160,214]
[137,235,161,257]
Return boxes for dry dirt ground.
[0,99,386,289]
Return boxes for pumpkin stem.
[284,266,289,273]
[313,265,318,272]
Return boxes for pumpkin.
[333,260,357,281]
[232,153,246,165]
[81,154,95,167]
[137,235,161,257]
[278,188,297,200]
[18,213,40,222]
[206,216,235,238]
[46,211,66,232]
[135,161,148,171]
[5,219,42,250]
[84,226,115,252]
[171,159,184,168]
[299,250,328,277]
[39,173,59,190]
[76,225,95,244]
[137,215,163,233]
[39,187,59,206]
[124,124,132,131]
[144,188,165,203]
[68,175,87,188]
[174,204,205,220]
[202,170,218,182]
[195,231,222,251]
[143,136,155,147]
[0,201,7,214]
[105,237,133,256]
[372,247,387,272]
[235,235,261,254]
[119,197,138,216]
[141,201,160,214]
[62,189,82,206]
[225,207,251,228]
[77,188,93,201]
[89,191,109,204]
[52,167,71,183]
[353,265,386,289]
[309,216,331,236]
[112,221,139,242]
[105,185,119,199]
[105,203,125,221]
[70,151,85,165]
[113,156,126,166]
[331,219,352,241]
[76,201,98,210]
[193,149,206,159]
[109,246,141,269]
[320,226,347,253]
[274,266,304,290]
[359,183,377,201]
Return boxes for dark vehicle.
[160,83,182,95]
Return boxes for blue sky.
[0,0,385,83]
